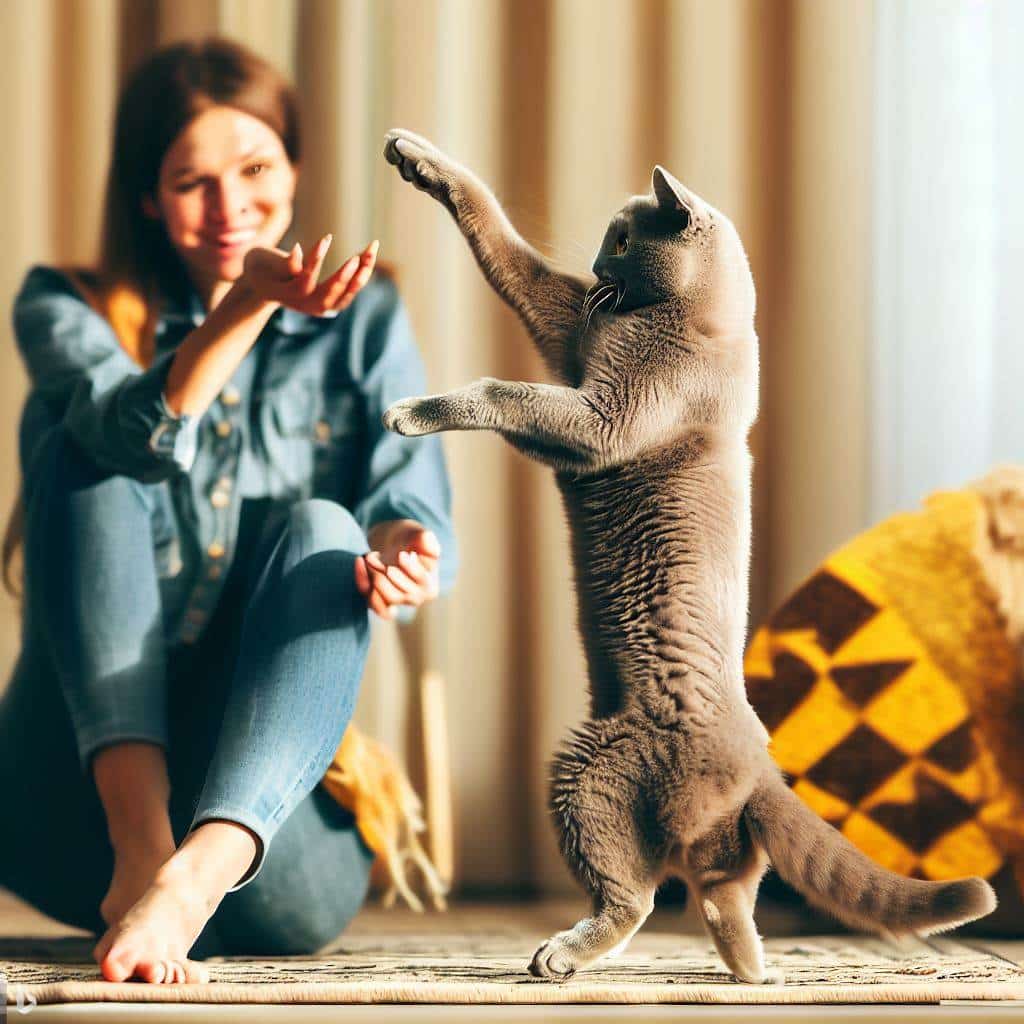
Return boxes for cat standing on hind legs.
[380,128,997,983]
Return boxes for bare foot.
[93,868,214,983]
[100,840,175,928]
[93,820,258,984]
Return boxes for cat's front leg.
[384,129,589,385]
[383,380,501,437]
[383,378,613,473]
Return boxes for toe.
[184,959,211,984]
[137,959,168,984]
[99,940,136,984]
[100,953,134,984]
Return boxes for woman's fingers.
[368,587,393,619]
[354,554,371,596]
[397,550,428,584]
[318,256,359,309]
[299,234,332,296]
[364,551,402,598]
[358,548,440,616]
[384,563,418,598]
[334,240,379,310]
[368,565,406,606]
[398,551,439,598]
[288,242,304,276]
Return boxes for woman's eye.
[244,162,268,177]
[615,232,628,255]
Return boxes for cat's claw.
[528,938,578,981]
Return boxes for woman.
[0,38,457,984]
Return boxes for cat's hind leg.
[529,735,660,980]
[692,866,779,984]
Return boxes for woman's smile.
[202,227,260,254]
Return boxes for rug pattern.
[3,932,1024,1005]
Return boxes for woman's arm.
[13,241,375,482]
[161,276,278,417]
[349,280,459,615]
[162,237,376,417]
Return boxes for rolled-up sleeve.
[12,265,199,481]
[348,279,458,598]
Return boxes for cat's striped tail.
[744,772,996,936]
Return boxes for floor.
[2,887,1022,1022]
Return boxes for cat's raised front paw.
[383,129,456,210]
[382,397,434,437]
[528,937,578,981]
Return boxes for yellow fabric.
[745,489,1024,896]
[320,725,447,912]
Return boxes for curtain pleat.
[0,0,875,895]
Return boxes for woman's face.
[145,105,298,301]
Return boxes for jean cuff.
[149,388,200,473]
[186,804,273,893]
[78,729,169,778]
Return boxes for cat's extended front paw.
[383,129,460,212]
[528,937,579,981]
[382,397,437,437]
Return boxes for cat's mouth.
[582,278,623,328]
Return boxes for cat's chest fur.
[555,432,755,728]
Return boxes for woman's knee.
[30,424,154,518]
[249,499,370,636]
[284,499,368,561]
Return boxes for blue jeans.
[0,425,375,957]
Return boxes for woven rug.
[4,929,1024,1006]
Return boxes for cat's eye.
[615,232,628,255]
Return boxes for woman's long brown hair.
[3,37,301,596]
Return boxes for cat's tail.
[744,772,996,936]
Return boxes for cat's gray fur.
[380,128,996,983]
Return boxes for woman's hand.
[241,235,378,316]
[355,519,441,620]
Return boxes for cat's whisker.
[581,283,608,325]
[581,282,609,324]
[584,285,616,332]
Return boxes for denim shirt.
[12,265,458,645]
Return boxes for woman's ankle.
[158,818,261,897]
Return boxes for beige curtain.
[0,0,874,895]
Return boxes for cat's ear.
[652,166,692,215]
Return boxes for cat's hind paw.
[528,938,579,981]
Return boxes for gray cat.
[380,128,996,983]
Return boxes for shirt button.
[208,564,223,580]
[217,476,232,491]
[315,420,331,443]
[211,491,229,509]
[186,608,206,625]
[215,421,232,438]
[221,385,241,406]
[208,541,225,559]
